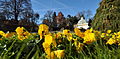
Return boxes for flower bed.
[0,24,120,59]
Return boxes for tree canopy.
[0,0,39,32]
[92,0,120,32]
[0,0,39,22]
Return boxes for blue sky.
[31,0,101,23]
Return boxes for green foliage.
[67,16,79,24]
[0,33,120,59]
[0,34,45,59]
[92,0,120,32]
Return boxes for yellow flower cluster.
[38,24,49,39]
[15,27,30,40]
[0,31,16,40]
[63,29,70,35]
[53,50,64,59]
[74,28,84,38]
[37,25,64,59]
[42,35,64,59]
[45,50,65,59]
[0,24,119,58]
[38,24,96,56]
[74,28,96,44]
[0,31,5,40]
[106,31,120,45]
[63,29,73,41]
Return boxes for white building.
[74,17,89,29]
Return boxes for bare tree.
[86,10,92,19]
[44,10,53,22]
[76,10,92,20]
[0,0,34,20]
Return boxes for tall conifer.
[92,0,120,32]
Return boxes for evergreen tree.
[92,0,120,32]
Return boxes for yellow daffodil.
[54,50,64,59]
[42,42,50,48]
[44,35,53,45]
[15,27,30,40]
[56,32,62,38]
[15,27,24,35]
[46,52,55,59]
[23,31,30,36]
[114,33,117,35]
[45,48,51,55]
[18,35,25,40]
[117,31,120,35]
[42,42,51,55]
[0,31,5,37]
[84,28,93,34]
[101,33,105,38]
[38,24,49,39]
[106,33,110,36]
[38,24,49,32]
[83,33,96,44]
[63,29,70,35]
[107,30,112,34]
[5,33,14,38]
[112,35,115,39]
[106,38,117,45]
[74,28,84,38]
[117,35,120,39]
[90,28,93,32]
[67,33,73,41]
